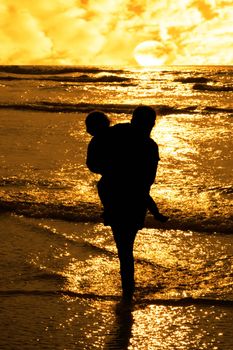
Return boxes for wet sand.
[1,291,233,349]
[0,214,233,350]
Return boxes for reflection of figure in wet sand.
[104,303,133,349]
[86,106,167,299]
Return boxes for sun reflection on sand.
[129,305,227,350]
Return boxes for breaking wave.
[0,199,101,222]
[0,195,232,234]
[0,74,131,83]
[0,65,125,75]
[0,101,232,116]
[174,77,211,84]
[193,83,233,92]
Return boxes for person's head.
[131,105,156,136]
[85,111,110,136]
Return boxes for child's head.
[85,111,110,136]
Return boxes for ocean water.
[0,65,232,349]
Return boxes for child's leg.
[147,195,169,222]
[147,195,160,215]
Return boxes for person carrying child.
[86,109,168,223]
[85,106,168,299]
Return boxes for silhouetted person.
[86,106,167,299]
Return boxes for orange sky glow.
[0,0,232,66]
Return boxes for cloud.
[0,0,232,65]
[0,4,52,63]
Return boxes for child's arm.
[147,194,169,222]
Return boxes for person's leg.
[112,226,137,298]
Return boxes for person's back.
[105,108,159,190]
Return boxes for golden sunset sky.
[0,0,232,66]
